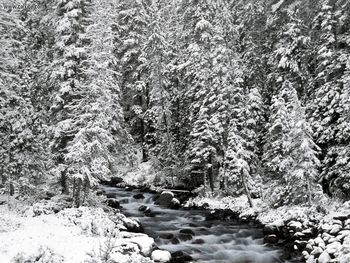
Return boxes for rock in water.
[170,251,193,263]
[122,217,144,233]
[151,250,171,262]
[106,198,120,209]
[179,229,195,235]
[171,198,181,209]
[159,233,174,239]
[133,193,145,199]
[155,191,174,207]
[110,176,123,186]
[105,192,115,198]
[138,205,148,211]
[264,234,279,244]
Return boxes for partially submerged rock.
[122,217,144,233]
[106,198,120,209]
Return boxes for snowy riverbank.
[185,195,350,263]
[0,195,170,263]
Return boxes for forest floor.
[0,194,157,263]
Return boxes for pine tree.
[113,0,151,162]
[178,0,244,191]
[0,0,49,196]
[263,81,320,205]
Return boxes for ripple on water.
[102,186,291,263]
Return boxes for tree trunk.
[9,182,15,196]
[82,179,89,204]
[74,178,82,207]
[60,170,69,195]
[307,178,312,205]
[241,169,253,208]
[139,92,148,162]
[1,167,6,185]
[208,154,214,192]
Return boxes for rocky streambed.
[101,185,301,263]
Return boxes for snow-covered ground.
[0,197,156,263]
[122,161,157,187]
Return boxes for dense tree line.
[1,0,349,206]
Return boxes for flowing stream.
[102,186,294,263]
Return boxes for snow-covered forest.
[1,0,350,262]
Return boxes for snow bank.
[0,201,155,263]
[123,161,156,187]
[186,195,327,225]
[185,195,264,218]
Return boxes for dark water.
[102,186,292,263]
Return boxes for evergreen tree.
[309,2,350,198]
[113,0,151,162]
[0,0,49,196]
[263,81,320,205]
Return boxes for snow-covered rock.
[151,250,171,262]
[306,255,315,263]
[288,221,303,232]
[314,237,326,249]
[338,230,350,241]
[122,217,144,233]
[171,198,181,209]
[321,224,332,233]
[311,247,323,256]
[318,251,331,263]
[325,241,342,255]
[345,219,350,227]
[121,232,155,256]
[330,224,342,235]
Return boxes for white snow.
[271,0,285,12]
[151,250,171,262]
[0,201,155,263]
[318,251,331,263]
[123,161,157,187]
[120,232,155,256]
[0,205,108,262]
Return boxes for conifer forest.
[1,0,350,263]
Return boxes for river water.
[102,186,294,263]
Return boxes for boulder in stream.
[155,191,174,207]
[170,251,193,263]
[170,198,181,209]
[264,234,279,244]
[105,192,116,198]
[151,250,171,262]
[133,193,145,200]
[179,229,195,236]
[159,233,174,239]
[106,198,120,209]
[192,238,205,244]
[138,205,148,212]
[178,233,193,241]
[122,217,144,233]
[110,176,124,186]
